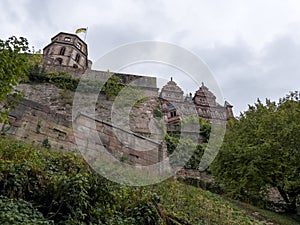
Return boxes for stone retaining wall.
[1,98,75,151]
[1,98,166,166]
[74,113,166,166]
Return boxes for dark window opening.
[200,98,206,104]
[75,54,80,63]
[170,111,177,117]
[56,58,63,65]
[73,64,78,68]
[129,153,139,159]
[76,42,82,49]
[59,47,66,56]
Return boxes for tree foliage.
[0,36,28,122]
[211,92,300,213]
[0,36,29,123]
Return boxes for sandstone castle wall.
[1,97,165,166]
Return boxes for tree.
[0,36,29,122]
[210,92,300,213]
[165,116,211,169]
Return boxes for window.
[73,64,78,68]
[64,37,71,42]
[170,111,177,117]
[59,47,66,56]
[46,48,50,55]
[56,58,63,65]
[76,42,82,50]
[75,54,80,63]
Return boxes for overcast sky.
[1,0,300,115]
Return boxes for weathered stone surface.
[73,114,166,166]
[5,80,166,166]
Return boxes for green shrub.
[0,138,162,224]
[0,138,268,224]
[0,195,52,224]
[26,69,79,91]
[42,138,51,149]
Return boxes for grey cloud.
[193,36,300,115]
[88,24,156,61]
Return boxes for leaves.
[101,72,124,100]
[211,93,300,212]
[0,36,29,123]
[0,195,52,224]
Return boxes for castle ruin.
[1,31,233,167]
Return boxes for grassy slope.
[153,180,264,225]
[0,137,294,224]
[230,200,300,225]
[153,180,300,225]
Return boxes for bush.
[26,64,79,91]
[0,138,266,224]
[0,195,52,224]
[0,138,162,224]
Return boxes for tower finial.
[202,82,204,86]
[171,77,173,81]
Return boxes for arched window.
[75,54,80,63]
[56,58,63,65]
[59,47,66,55]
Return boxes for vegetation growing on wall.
[165,116,211,170]
[27,66,127,98]
[101,71,124,100]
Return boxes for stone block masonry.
[2,98,75,151]
[1,97,166,167]
[74,113,166,166]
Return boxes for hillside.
[1,74,298,224]
[0,137,271,225]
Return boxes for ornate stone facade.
[159,77,184,103]
[159,78,233,127]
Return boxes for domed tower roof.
[159,77,184,102]
[193,82,217,106]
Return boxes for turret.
[42,32,88,72]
